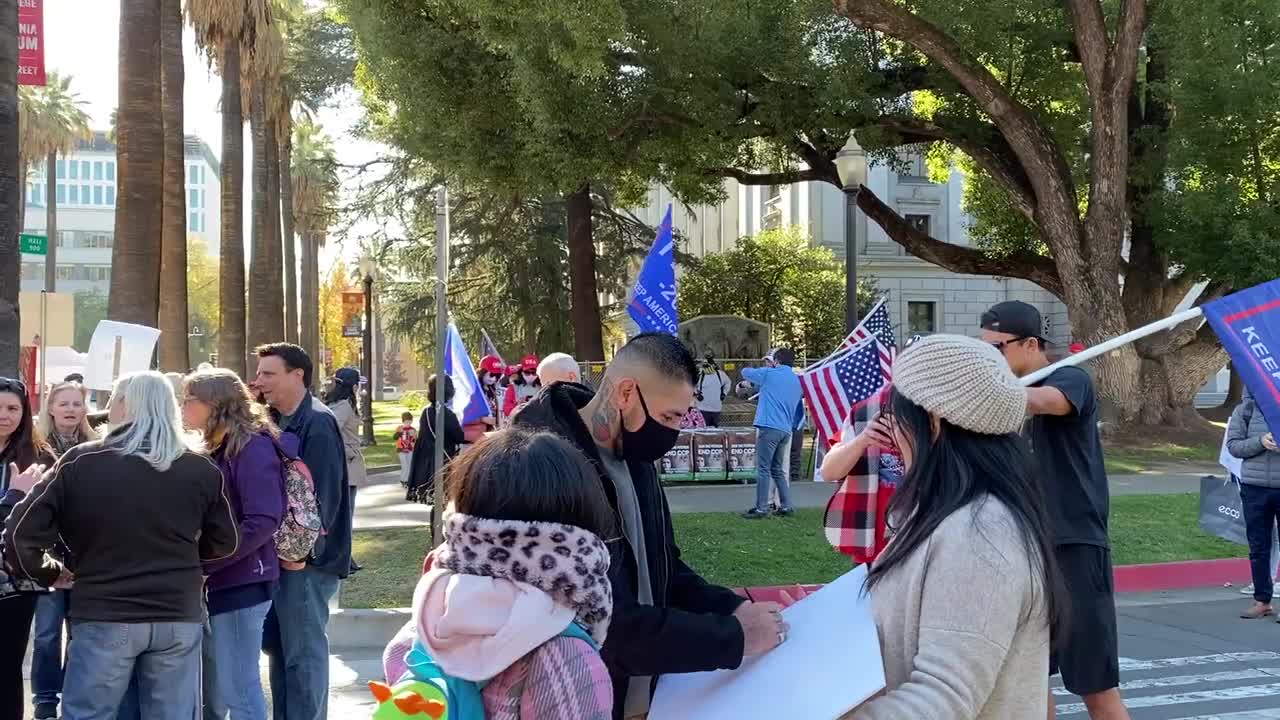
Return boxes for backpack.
[373,622,599,720]
[272,440,324,563]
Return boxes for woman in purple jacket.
[182,368,289,720]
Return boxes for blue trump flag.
[627,205,679,335]
[443,322,490,425]
[1204,278,1280,433]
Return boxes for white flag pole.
[1019,307,1205,386]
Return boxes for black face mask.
[620,386,681,463]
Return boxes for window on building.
[107,161,115,180]
[94,186,103,205]
[56,160,65,179]
[189,211,200,232]
[905,213,931,236]
[85,266,110,281]
[69,161,78,180]
[81,161,90,178]
[907,301,937,334]
[56,265,74,281]
[105,186,116,206]
[59,231,74,247]
[189,188,199,210]
[56,184,66,205]
[94,162,103,181]
[22,264,40,281]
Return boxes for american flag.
[841,298,896,376]
[801,338,891,443]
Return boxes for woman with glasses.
[182,368,288,720]
[28,382,98,719]
[845,335,1063,719]
[0,378,57,720]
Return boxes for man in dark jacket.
[512,332,788,719]
[253,343,350,720]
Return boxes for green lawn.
[361,401,414,470]
[1103,440,1220,475]
[340,493,1245,608]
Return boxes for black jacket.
[512,383,746,719]
[407,404,464,498]
[3,433,239,623]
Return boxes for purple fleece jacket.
[202,431,295,592]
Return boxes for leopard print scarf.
[434,512,613,643]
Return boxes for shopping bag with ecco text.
[1199,475,1248,546]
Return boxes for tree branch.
[710,167,830,186]
[853,184,1064,298]
[1062,0,1110,96]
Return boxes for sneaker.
[34,703,58,720]
[774,507,795,517]
[1241,601,1274,619]
[1242,583,1256,595]
[742,508,771,519]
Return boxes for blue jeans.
[754,427,793,512]
[204,600,271,720]
[262,567,339,720]
[1241,483,1280,603]
[32,589,71,707]
[62,620,202,720]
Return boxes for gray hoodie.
[1227,393,1280,488]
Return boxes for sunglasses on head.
[0,377,27,394]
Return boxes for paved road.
[1054,589,1280,718]
[355,467,1220,528]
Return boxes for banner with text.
[1204,278,1280,433]
[341,290,364,338]
[627,205,678,336]
[18,0,46,87]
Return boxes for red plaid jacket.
[824,385,900,564]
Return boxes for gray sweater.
[1227,398,1279,488]
[846,499,1050,720]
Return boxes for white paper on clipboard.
[649,565,884,720]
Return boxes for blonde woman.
[5,371,237,720]
[182,368,293,720]
[31,381,98,719]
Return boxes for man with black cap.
[980,301,1130,720]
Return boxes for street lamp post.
[835,137,868,334]
[358,257,376,445]
[431,184,450,546]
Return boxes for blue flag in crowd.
[1204,278,1280,433]
[443,322,490,425]
[627,205,679,335]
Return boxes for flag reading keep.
[1204,278,1280,433]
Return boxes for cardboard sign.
[659,431,695,481]
[726,428,757,480]
[692,430,726,481]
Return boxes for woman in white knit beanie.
[847,334,1065,720]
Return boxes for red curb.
[736,558,1251,599]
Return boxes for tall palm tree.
[108,0,164,327]
[275,0,307,345]
[158,0,189,371]
[291,118,337,365]
[246,73,285,348]
[1,0,21,376]
[188,0,278,375]
[17,73,92,294]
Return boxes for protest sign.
[650,565,884,719]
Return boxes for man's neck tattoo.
[591,380,616,444]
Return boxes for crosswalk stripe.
[1117,652,1280,672]
[1052,668,1280,696]
[1056,682,1280,715]
[1168,710,1280,719]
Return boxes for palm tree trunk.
[0,0,20,377]
[565,185,604,361]
[217,40,246,377]
[109,0,164,328]
[157,0,189,371]
[266,115,284,339]
[280,133,297,344]
[247,86,283,348]
[300,230,317,363]
[44,153,56,292]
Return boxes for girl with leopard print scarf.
[382,428,617,720]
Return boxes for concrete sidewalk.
[356,466,1220,528]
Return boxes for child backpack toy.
[272,440,324,563]
[369,622,598,720]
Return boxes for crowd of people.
[0,295,1161,720]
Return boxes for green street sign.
[19,233,46,255]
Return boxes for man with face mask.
[512,332,788,720]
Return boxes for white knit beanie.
[893,334,1027,435]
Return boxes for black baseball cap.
[980,301,1047,343]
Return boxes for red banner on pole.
[18,0,46,87]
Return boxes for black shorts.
[1050,543,1121,696]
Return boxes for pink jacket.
[382,569,613,720]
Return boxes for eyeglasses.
[0,377,27,393]
[989,337,1029,351]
